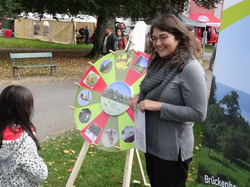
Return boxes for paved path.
[0,80,78,140]
[203,51,212,62]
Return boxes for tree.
[2,0,221,57]
[205,90,250,163]
[218,127,248,163]
[203,103,226,155]
[193,0,222,9]
[219,91,241,126]
[208,75,217,105]
[0,0,21,17]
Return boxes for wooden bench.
[10,52,58,79]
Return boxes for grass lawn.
[0,36,93,50]
[39,123,205,187]
[203,45,214,53]
[196,148,250,187]
[0,36,214,52]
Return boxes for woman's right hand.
[129,95,139,111]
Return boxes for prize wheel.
[74,49,150,152]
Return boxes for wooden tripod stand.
[66,141,150,187]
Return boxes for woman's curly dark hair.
[147,14,199,71]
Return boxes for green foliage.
[1,0,221,58]
[0,0,22,17]
[193,0,222,9]
[206,104,224,124]
[218,127,249,162]
[203,89,250,179]
[1,0,222,19]
[208,75,217,105]
[219,91,241,126]
[186,123,205,186]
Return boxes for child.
[0,85,48,187]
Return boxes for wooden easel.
[66,141,150,187]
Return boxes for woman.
[186,26,203,61]
[130,14,207,187]
[209,43,217,71]
[114,28,127,50]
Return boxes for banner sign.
[197,1,250,186]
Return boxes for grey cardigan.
[145,58,207,161]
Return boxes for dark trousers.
[85,35,89,44]
[145,153,191,187]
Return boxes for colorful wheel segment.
[74,50,150,152]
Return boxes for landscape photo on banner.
[196,0,250,186]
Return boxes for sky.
[138,56,149,68]
[223,0,244,10]
[214,15,250,94]
[101,59,112,66]
[107,81,132,97]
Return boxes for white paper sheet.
[134,106,146,153]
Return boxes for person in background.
[114,28,128,50]
[85,26,90,45]
[91,28,96,45]
[0,85,48,187]
[78,27,85,36]
[209,43,217,71]
[75,29,81,37]
[187,26,203,61]
[102,27,115,55]
[129,14,207,187]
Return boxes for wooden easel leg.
[123,148,135,187]
[132,149,150,186]
[66,141,90,187]
[123,148,150,187]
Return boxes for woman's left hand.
[139,99,162,113]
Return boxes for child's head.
[0,85,40,149]
[0,85,34,125]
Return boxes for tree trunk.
[86,14,115,58]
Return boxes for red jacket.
[118,36,128,50]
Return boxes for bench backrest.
[10,52,53,66]
[10,52,52,59]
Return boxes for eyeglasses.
[149,34,173,43]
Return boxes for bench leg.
[51,67,58,76]
[17,69,21,79]
[13,68,21,79]
[55,67,57,76]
